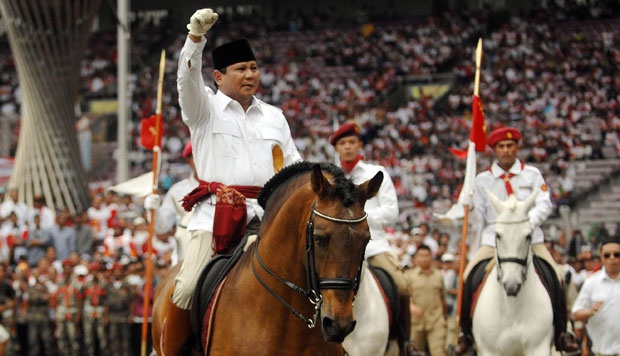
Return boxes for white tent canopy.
[107,171,153,198]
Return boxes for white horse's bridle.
[494,218,532,289]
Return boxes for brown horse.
[152,161,382,355]
[152,262,184,355]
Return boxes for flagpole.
[141,49,166,356]
[456,38,482,339]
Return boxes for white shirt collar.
[490,159,523,178]
[215,90,263,115]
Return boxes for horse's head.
[308,163,383,342]
[255,162,382,344]
[487,190,537,296]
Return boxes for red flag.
[448,147,469,160]
[471,95,486,151]
[140,114,162,150]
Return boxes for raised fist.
[187,8,218,37]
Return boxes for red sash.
[181,181,261,254]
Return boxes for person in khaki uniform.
[105,263,133,356]
[25,268,54,355]
[406,244,447,356]
[81,263,108,356]
[54,264,83,356]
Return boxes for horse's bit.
[252,202,368,328]
[494,219,532,283]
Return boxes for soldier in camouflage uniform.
[54,263,84,356]
[105,263,132,356]
[25,267,54,355]
[81,263,108,356]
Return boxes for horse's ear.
[486,189,504,213]
[358,171,383,202]
[311,164,331,198]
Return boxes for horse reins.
[252,202,368,329]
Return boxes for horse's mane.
[258,161,356,209]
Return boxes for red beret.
[182,142,192,158]
[62,259,73,267]
[330,122,361,146]
[487,127,522,148]
[89,262,102,272]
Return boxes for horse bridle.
[252,202,368,329]
[494,219,532,283]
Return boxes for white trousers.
[171,230,213,310]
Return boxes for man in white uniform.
[572,234,620,356]
[150,142,198,264]
[330,121,411,351]
[331,121,405,291]
[456,127,578,353]
[145,8,301,355]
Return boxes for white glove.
[187,8,218,37]
[144,194,161,211]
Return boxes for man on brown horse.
[146,8,301,355]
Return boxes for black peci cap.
[212,39,256,70]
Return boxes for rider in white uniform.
[330,121,412,352]
[456,127,579,354]
[151,142,198,264]
[145,9,301,355]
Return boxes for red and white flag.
[140,114,163,150]
[435,95,486,220]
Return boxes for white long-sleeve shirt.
[177,37,301,232]
[345,160,399,259]
[153,174,198,235]
[0,199,28,226]
[474,159,552,247]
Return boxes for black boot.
[557,332,579,352]
[532,256,578,353]
[454,333,473,355]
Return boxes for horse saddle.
[368,266,405,340]
[190,235,249,352]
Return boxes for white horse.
[343,261,394,356]
[472,191,554,356]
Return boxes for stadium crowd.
[0,1,619,355]
[124,3,619,220]
[1,3,619,213]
